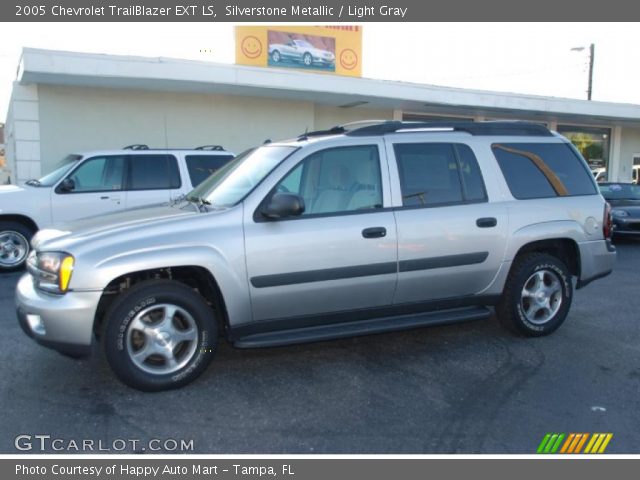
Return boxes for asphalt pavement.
[1,239,638,454]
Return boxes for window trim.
[392,142,488,210]
[253,144,385,223]
[126,153,182,191]
[55,155,126,195]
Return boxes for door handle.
[362,227,387,239]
[476,217,497,228]
[100,196,110,200]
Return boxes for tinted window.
[185,154,234,187]
[492,143,597,199]
[456,144,487,202]
[129,155,180,190]
[274,145,382,216]
[394,143,464,207]
[67,156,125,192]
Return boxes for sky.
[1,22,639,120]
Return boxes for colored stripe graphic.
[538,433,612,454]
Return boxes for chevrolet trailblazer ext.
[16,121,616,391]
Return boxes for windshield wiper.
[185,195,212,212]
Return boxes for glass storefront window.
[557,125,611,181]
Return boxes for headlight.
[611,209,628,217]
[27,251,75,294]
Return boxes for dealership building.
[4,47,640,184]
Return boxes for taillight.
[603,202,613,239]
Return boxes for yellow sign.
[235,26,362,77]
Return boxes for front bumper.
[576,239,616,289]
[315,56,335,65]
[612,217,640,235]
[15,274,102,357]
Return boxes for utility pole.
[571,43,595,100]
[587,43,594,101]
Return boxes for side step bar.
[233,306,491,348]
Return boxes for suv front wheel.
[0,221,34,271]
[103,280,218,391]
[497,253,573,336]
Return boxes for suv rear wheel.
[497,253,573,336]
[0,221,34,271]
[103,280,218,391]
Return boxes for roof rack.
[346,120,553,137]
[195,145,225,151]
[297,126,346,141]
[296,119,388,141]
[123,144,149,150]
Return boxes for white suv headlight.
[27,251,75,294]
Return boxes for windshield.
[187,145,297,208]
[33,155,82,187]
[599,183,640,200]
[295,40,312,48]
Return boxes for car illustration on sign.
[268,32,335,70]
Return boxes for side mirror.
[261,193,305,219]
[58,178,75,193]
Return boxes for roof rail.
[296,119,389,141]
[297,125,347,141]
[195,145,225,151]
[346,120,553,137]
[123,144,149,150]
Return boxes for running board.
[233,306,491,348]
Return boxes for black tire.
[103,280,218,391]
[0,221,34,272]
[303,52,313,66]
[496,253,573,337]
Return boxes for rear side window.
[128,154,181,190]
[492,143,597,199]
[393,143,486,207]
[185,154,234,187]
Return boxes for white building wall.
[618,126,640,182]
[5,82,41,183]
[35,85,394,176]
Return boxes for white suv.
[0,144,234,270]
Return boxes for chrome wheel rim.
[0,230,29,267]
[126,303,199,375]
[303,54,312,66]
[520,269,563,325]
[272,51,280,62]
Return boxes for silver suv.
[16,121,616,391]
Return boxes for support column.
[6,82,41,184]
[609,125,622,182]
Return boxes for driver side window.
[66,156,125,192]
[274,145,383,216]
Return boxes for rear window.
[492,143,597,199]
[185,154,234,187]
[128,154,181,190]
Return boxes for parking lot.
[1,239,638,454]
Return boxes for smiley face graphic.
[241,36,263,59]
[339,48,358,71]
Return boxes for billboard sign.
[236,26,362,77]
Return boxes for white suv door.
[124,154,183,209]
[51,155,126,224]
